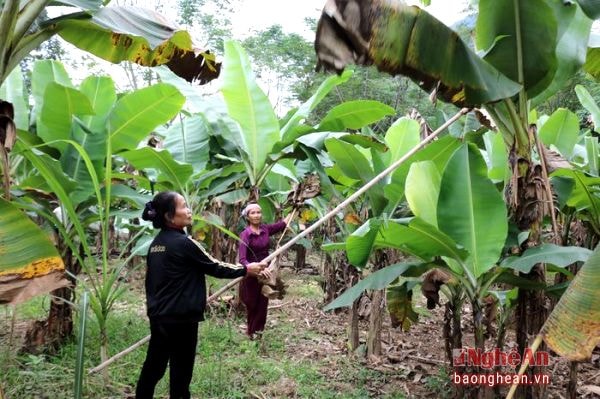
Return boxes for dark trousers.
[240,276,269,336]
[135,320,199,399]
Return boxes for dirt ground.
[265,259,600,399]
[2,253,599,399]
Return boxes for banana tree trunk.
[472,299,494,399]
[323,218,342,304]
[349,276,360,352]
[443,293,464,399]
[366,250,387,357]
[22,246,81,353]
[508,128,554,399]
[568,362,578,399]
[293,244,306,271]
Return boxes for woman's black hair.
[142,191,178,229]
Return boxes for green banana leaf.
[482,131,509,182]
[31,61,73,115]
[586,136,599,176]
[317,100,395,131]
[551,169,600,234]
[78,75,118,133]
[39,82,94,153]
[531,2,591,106]
[162,115,210,173]
[386,135,462,209]
[31,61,73,150]
[501,244,592,273]
[108,185,151,209]
[108,83,184,152]
[476,0,557,98]
[120,147,193,193]
[62,76,116,203]
[376,218,469,263]
[56,6,220,84]
[541,244,600,360]
[346,219,383,267]
[438,143,508,277]
[538,108,580,159]
[325,138,387,215]
[221,40,280,184]
[0,198,67,305]
[405,161,441,228]
[575,84,600,129]
[324,262,425,311]
[384,118,420,166]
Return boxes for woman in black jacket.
[135,191,266,399]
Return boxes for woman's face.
[167,194,192,228]
[247,207,262,226]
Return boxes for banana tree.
[315,0,600,389]
[219,40,359,201]
[9,60,184,358]
[324,141,591,397]
[177,40,359,268]
[310,112,414,356]
[0,0,222,307]
[315,0,599,229]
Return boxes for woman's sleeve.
[183,237,247,279]
[266,220,287,235]
[238,231,250,267]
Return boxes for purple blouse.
[238,221,286,266]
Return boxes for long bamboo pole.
[505,334,544,399]
[89,107,470,374]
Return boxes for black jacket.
[145,228,247,323]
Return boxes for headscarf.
[241,203,261,218]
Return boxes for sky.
[231,0,470,39]
[46,0,472,102]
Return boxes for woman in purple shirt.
[238,203,289,338]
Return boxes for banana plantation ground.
[1,253,599,399]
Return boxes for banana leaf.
[55,6,220,84]
[438,143,508,278]
[315,0,521,106]
[324,262,425,311]
[478,0,556,98]
[541,244,600,360]
[501,243,592,273]
[221,40,280,184]
[0,198,67,305]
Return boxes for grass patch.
[1,271,409,398]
